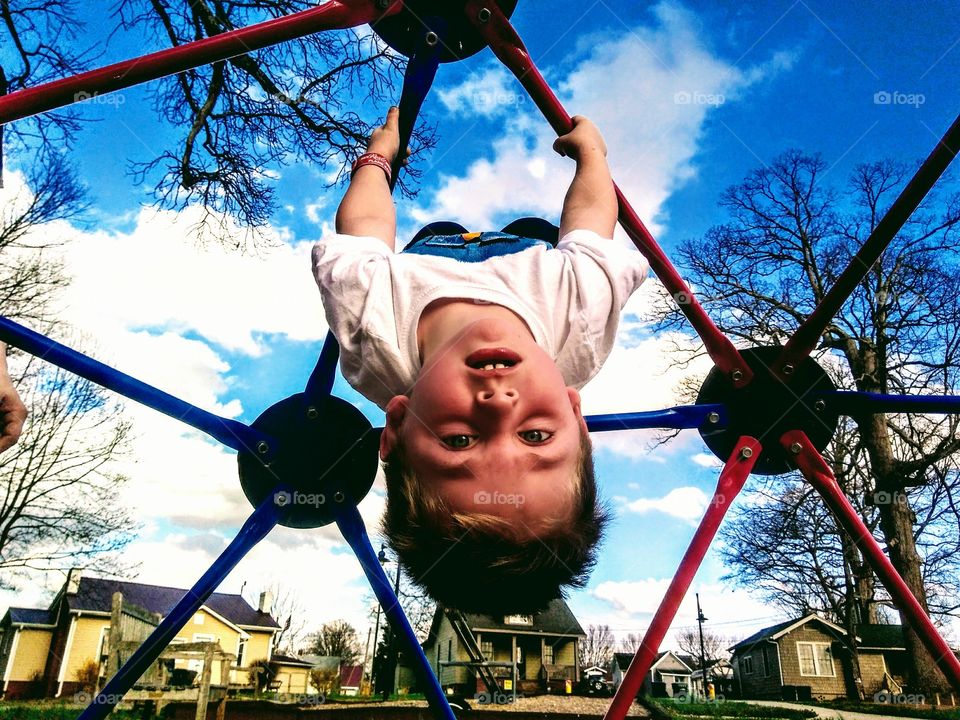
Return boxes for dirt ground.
[348,696,649,715]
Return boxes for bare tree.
[578,624,615,670]
[674,627,729,664]
[0,161,136,590]
[618,632,643,654]
[261,582,310,655]
[650,150,960,691]
[305,619,361,667]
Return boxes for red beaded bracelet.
[351,152,392,183]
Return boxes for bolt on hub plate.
[696,346,839,475]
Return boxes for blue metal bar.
[585,404,727,432]
[304,331,340,399]
[0,315,276,458]
[78,491,287,720]
[816,390,960,416]
[390,18,444,191]
[335,506,456,720]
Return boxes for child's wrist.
[352,152,393,183]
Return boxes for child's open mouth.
[465,348,521,371]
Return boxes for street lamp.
[377,544,402,699]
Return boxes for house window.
[481,640,493,661]
[447,639,452,661]
[193,614,205,625]
[237,637,248,668]
[762,646,771,677]
[796,642,835,677]
[741,655,754,675]
[543,644,554,665]
[503,614,533,626]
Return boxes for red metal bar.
[772,112,960,381]
[464,0,753,388]
[604,436,759,720]
[0,0,402,124]
[781,430,960,687]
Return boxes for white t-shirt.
[312,229,649,410]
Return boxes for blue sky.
[5,0,960,649]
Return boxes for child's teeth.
[494,363,506,369]
[483,363,495,370]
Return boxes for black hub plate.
[237,393,379,528]
[696,346,839,475]
[371,1,519,62]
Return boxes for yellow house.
[0,570,280,699]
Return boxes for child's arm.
[554,116,618,239]
[0,343,27,453]
[335,106,403,251]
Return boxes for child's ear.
[380,395,409,459]
[567,387,588,435]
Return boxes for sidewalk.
[744,699,918,720]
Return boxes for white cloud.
[622,486,710,522]
[436,63,529,118]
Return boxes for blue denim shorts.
[401,218,558,263]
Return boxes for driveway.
[744,699,915,720]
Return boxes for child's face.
[380,318,587,535]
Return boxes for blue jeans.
[401,218,558,262]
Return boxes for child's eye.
[442,434,476,449]
[519,430,553,444]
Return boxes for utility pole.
[378,544,402,699]
[696,593,709,699]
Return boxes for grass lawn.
[818,698,960,719]
[0,701,140,720]
[647,697,818,719]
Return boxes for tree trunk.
[858,411,948,692]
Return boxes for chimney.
[66,568,82,595]
[258,590,273,614]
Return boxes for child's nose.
[476,387,519,409]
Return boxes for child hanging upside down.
[313,106,647,613]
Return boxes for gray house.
[611,650,694,697]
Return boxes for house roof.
[461,599,585,637]
[6,607,56,627]
[857,624,906,650]
[612,652,634,671]
[730,614,845,653]
[67,577,280,629]
[271,654,314,668]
